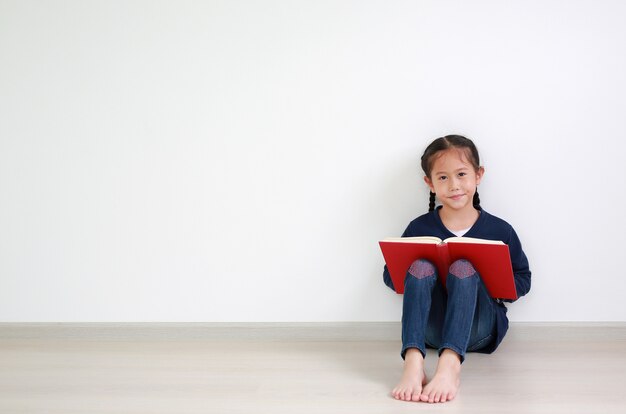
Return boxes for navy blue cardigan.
[383,207,531,353]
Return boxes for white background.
[1,0,625,322]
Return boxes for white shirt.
[450,227,471,237]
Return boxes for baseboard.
[0,322,625,342]
[0,322,401,341]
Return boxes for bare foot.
[420,349,461,403]
[391,348,427,402]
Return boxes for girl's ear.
[424,176,435,192]
[475,166,485,185]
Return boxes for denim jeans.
[401,259,497,362]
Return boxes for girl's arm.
[505,227,531,302]
[383,265,396,291]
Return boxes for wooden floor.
[1,324,625,413]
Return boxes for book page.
[382,236,442,244]
[443,236,504,245]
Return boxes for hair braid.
[473,190,481,210]
[429,192,436,212]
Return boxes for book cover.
[379,238,517,299]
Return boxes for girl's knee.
[407,259,436,280]
[449,259,477,279]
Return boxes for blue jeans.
[401,259,497,362]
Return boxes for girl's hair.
[420,135,482,212]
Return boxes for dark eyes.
[437,172,467,181]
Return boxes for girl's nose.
[449,178,460,189]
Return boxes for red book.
[379,237,517,300]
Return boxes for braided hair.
[428,192,436,212]
[422,135,482,212]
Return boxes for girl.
[383,135,531,404]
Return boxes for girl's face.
[424,148,484,213]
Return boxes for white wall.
[1,0,625,322]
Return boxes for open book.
[379,236,517,299]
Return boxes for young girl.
[383,135,531,404]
